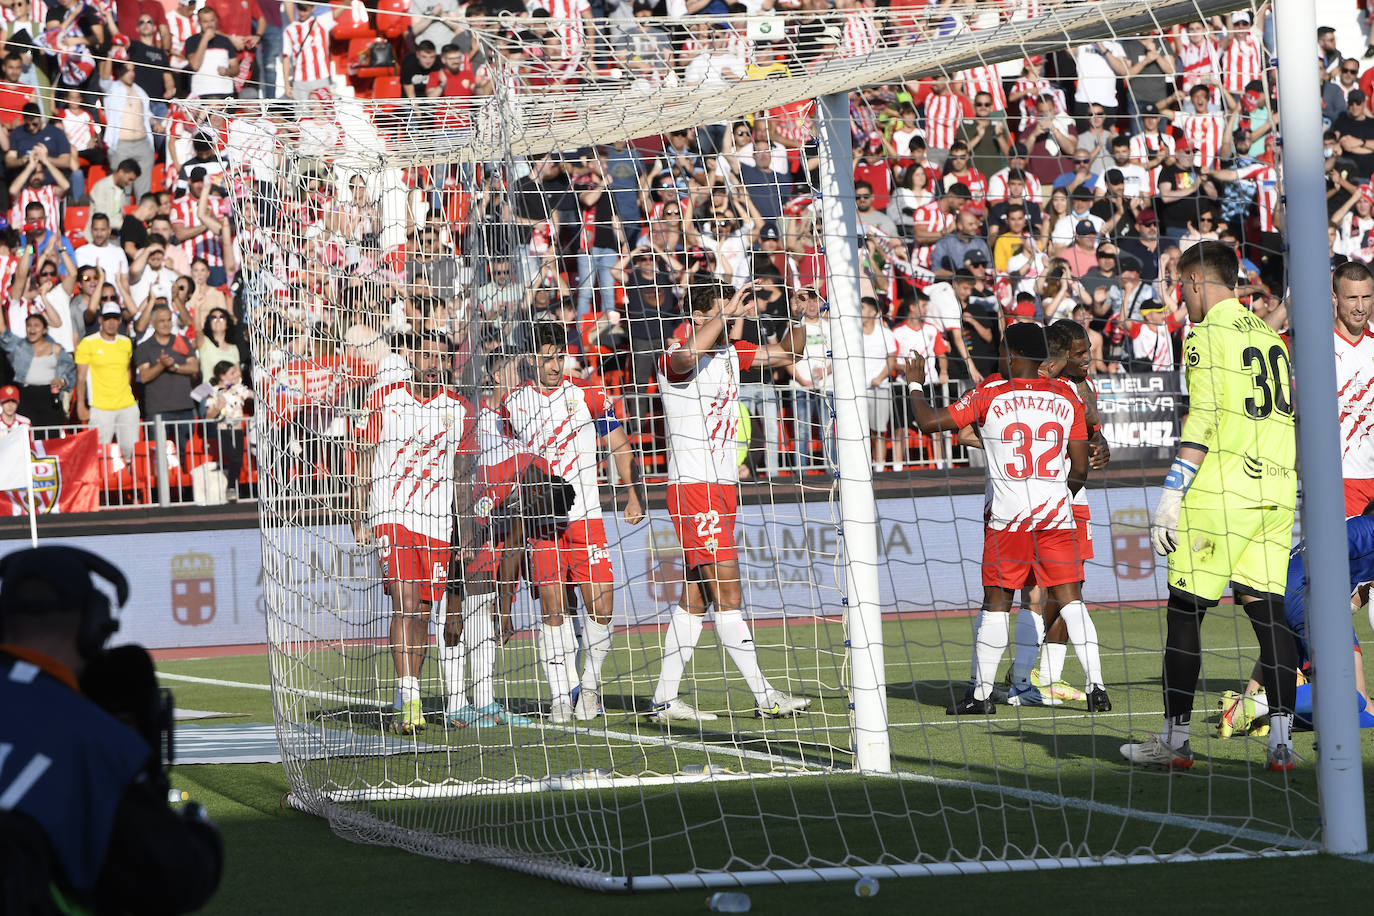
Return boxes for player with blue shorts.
[1217,504,1374,736]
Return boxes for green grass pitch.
[156,605,1374,913]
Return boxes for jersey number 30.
[1002,422,1064,479]
[1242,345,1293,420]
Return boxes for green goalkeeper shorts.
[1166,501,1296,602]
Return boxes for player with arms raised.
[1123,240,1299,771]
[909,323,1090,714]
[352,336,476,736]
[503,323,646,724]
[648,281,811,723]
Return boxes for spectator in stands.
[128,12,178,121]
[924,271,978,382]
[960,268,1001,379]
[1080,240,1125,312]
[854,180,897,237]
[1121,208,1166,280]
[859,296,896,469]
[399,40,438,103]
[1053,150,1100,194]
[76,214,128,281]
[135,304,198,451]
[120,193,158,258]
[10,149,69,238]
[100,64,157,198]
[205,359,252,500]
[1062,220,1103,278]
[88,161,141,236]
[930,207,990,278]
[1336,88,1374,181]
[282,1,335,101]
[152,217,191,275]
[75,300,138,461]
[736,145,790,234]
[129,240,179,310]
[788,286,832,468]
[185,6,240,99]
[1022,93,1077,186]
[0,309,75,427]
[68,267,103,342]
[956,91,1011,178]
[8,103,73,189]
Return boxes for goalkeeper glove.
[520,465,576,540]
[1150,456,1199,557]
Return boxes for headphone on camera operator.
[0,545,223,916]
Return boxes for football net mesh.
[199,0,1336,888]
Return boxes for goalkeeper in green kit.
[1120,241,1300,772]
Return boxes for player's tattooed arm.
[1078,381,1110,470]
[452,442,477,552]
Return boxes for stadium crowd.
[0,1,1370,495]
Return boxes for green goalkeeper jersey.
[1179,298,1297,511]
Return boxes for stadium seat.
[63,205,90,237]
[375,0,410,38]
[85,163,109,193]
[372,74,402,101]
[330,3,376,40]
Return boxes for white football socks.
[580,618,613,693]
[1010,607,1045,687]
[652,606,704,705]
[1268,713,1294,751]
[439,641,467,714]
[715,609,771,704]
[463,595,496,710]
[971,611,1009,701]
[540,619,577,704]
[397,675,420,707]
[1040,642,1068,685]
[1059,601,1104,689]
[1164,715,1191,750]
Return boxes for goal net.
[199,0,1358,889]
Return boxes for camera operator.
[0,546,222,915]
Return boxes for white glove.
[1150,487,1183,556]
[1366,602,1373,635]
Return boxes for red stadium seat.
[375,0,410,38]
[330,3,376,40]
[63,205,89,236]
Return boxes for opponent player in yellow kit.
[1121,241,1300,771]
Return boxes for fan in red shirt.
[647,281,811,724]
[425,42,492,133]
[909,323,1091,715]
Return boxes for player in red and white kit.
[648,281,810,723]
[1334,261,1374,516]
[909,323,1090,714]
[352,337,476,735]
[502,323,645,724]
[440,350,570,729]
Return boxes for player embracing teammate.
[909,323,1092,714]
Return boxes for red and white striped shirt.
[168,10,195,65]
[11,185,62,237]
[985,168,1042,204]
[957,64,1007,110]
[910,200,953,269]
[922,90,971,151]
[940,167,987,200]
[170,193,230,268]
[532,0,589,77]
[1171,110,1227,170]
[1234,161,1278,232]
[1176,34,1219,93]
[1336,326,1374,479]
[842,8,879,57]
[1221,31,1265,94]
[283,11,334,84]
[1129,130,1176,165]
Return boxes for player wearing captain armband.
[440,350,575,729]
[1122,241,1300,772]
[1216,502,1374,738]
[648,281,812,723]
[908,322,1090,715]
[502,323,646,725]
[351,336,477,736]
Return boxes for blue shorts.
[1285,590,1359,672]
